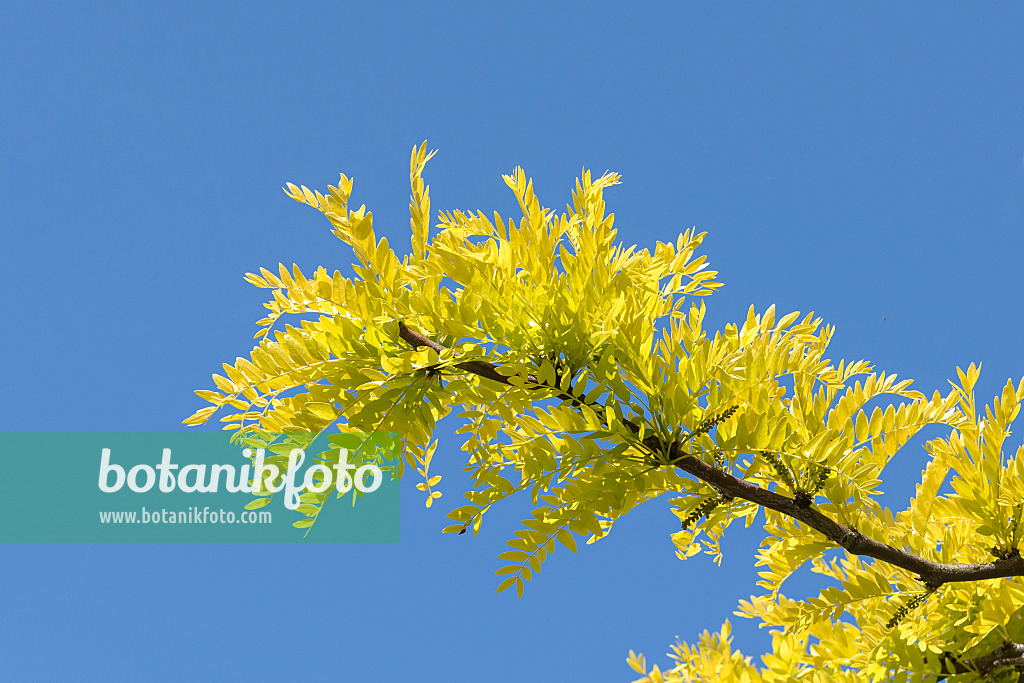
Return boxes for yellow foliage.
[188,144,1024,682]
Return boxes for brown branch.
[396,321,1024,587]
[937,641,1024,680]
[397,321,588,408]
[662,448,1024,585]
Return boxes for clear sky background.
[2,3,1023,681]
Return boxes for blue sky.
[3,3,1023,681]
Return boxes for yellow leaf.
[496,576,517,594]
[626,651,647,675]
[183,406,217,425]
[305,402,336,421]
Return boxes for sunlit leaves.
[188,143,1024,682]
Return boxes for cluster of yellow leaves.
[633,366,1024,681]
[186,144,1024,681]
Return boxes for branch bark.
[398,321,587,407]
[665,451,1024,584]
[937,641,1024,680]
[396,321,1024,587]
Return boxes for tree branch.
[663,449,1024,585]
[397,321,588,408]
[937,641,1024,680]
[396,321,1024,586]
